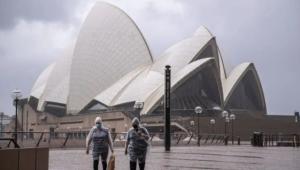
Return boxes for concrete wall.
[20,104,38,132]
[0,147,49,170]
[59,111,132,132]
[16,104,133,134]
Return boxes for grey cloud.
[129,0,300,115]
[0,0,299,116]
[0,0,80,29]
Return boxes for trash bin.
[258,132,264,147]
[253,132,263,147]
[225,136,228,145]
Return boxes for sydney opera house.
[14,2,298,140]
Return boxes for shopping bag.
[107,154,115,170]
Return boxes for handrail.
[0,138,20,148]
[0,132,228,148]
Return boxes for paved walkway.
[49,145,300,170]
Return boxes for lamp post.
[230,114,236,144]
[11,89,22,144]
[195,106,202,146]
[210,119,215,134]
[222,111,228,134]
[190,121,194,136]
[225,116,230,135]
[134,100,143,122]
[0,112,4,138]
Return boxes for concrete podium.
[0,147,49,170]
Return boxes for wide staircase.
[118,110,299,141]
[187,114,300,141]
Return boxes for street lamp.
[230,114,236,144]
[222,111,228,134]
[195,106,202,146]
[225,116,230,135]
[134,100,143,122]
[222,111,228,117]
[0,112,4,138]
[210,119,215,134]
[11,89,22,144]
[190,121,195,135]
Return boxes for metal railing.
[0,137,20,148]
[171,117,202,134]
[251,133,300,147]
[0,132,228,149]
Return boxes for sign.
[164,65,171,151]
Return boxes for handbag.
[107,154,115,170]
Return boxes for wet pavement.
[49,145,300,170]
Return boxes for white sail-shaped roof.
[94,62,152,106]
[143,58,214,114]
[29,2,266,116]
[222,62,265,107]
[29,63,55,99]
[68,2,153,111]
[37,45,74,110]
[139,35,213,102]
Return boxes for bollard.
[237,136,240,145]
[298,134,300,147]
[293,134,297,147]
[225,136,228,145]
[251,137,253,145]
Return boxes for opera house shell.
[28,2,266,118]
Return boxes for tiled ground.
[49,145,300,170]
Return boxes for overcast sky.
[0,0,299,116]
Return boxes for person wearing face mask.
[125,117,150,170]
[86,117,114,170]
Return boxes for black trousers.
[130,161,145,170]
[93,160,107,170]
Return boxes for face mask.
[96,124,102,128]
[133,125,138,129]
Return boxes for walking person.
[86,117,114,170]
[125,117,150,170]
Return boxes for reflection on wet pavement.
[49,145,300,170]
[164,157,262,165]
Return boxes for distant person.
[86,117,114,170]
[125,117,150,170]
